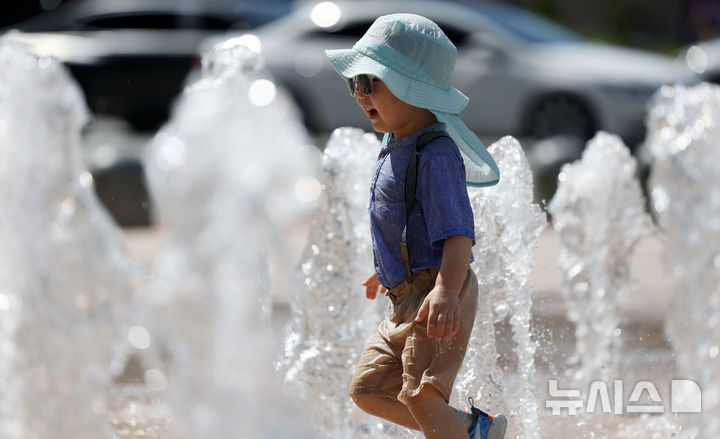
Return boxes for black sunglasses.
[347,74,374,97]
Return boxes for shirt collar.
[380,122,447,156]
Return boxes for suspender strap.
[400,131,449,281]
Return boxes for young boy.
[325,14,507,439]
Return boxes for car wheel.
[528,95,595,141]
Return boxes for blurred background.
[1,0,718,227]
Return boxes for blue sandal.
[467,398,507,439]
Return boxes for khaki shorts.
[350,268,478,403]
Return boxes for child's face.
[354,78,436,138]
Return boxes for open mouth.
[367,108,378,119]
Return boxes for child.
[325,13,507,439]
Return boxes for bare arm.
[415,235,472,341]
[435,235,472,294]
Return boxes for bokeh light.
[310,2,341,28]
[294,176,322,203]
[128,326,151,350]
[686,45,708,74]
[248,78,276,107]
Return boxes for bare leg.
[406,386,469,439]
[351,393,420,430]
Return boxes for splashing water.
[0,37,134,439]
[453,137,547,439]
[283,132,547,438]
[279,127,416,438]
[140,40,317,438]
[646,83,720,438]
[549,131,654,397]
[6,28,716,439]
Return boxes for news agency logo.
[546,379,702,415]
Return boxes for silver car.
[247,0,696,146]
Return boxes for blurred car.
[3,0,291,131]
[223,0,696,148]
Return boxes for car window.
[78,13,236,31]
[306,20,469,47]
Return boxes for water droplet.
[709,345,719,359]
[0,292,10,311]
[217,34,261,54]
[75,294,88,310]
[248,79,276,107]
[310,2,341,28]
[686,45,709,74]
[154,134,187,172]
[493,301,509,319]
[37,56,52,70]
[60,197,76,217]
[78,171,93,188]
[128,326,151,350]
[295,176,322,202]
[568,264,583,279]
[573,281,589,293]
[145,369,168,391]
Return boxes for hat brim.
[326,48,468,114]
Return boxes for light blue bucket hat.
[325,13,499,187]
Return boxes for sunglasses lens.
[347,75,373,97]
[356,75,373,96]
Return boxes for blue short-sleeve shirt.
[369,123,475,289]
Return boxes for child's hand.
[415,286,460,341]
[361,272,387,300]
